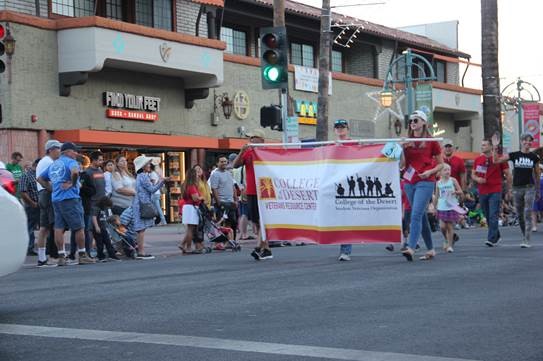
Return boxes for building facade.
[0,0,484,220]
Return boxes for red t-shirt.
[473,155,509,195]
[183,184,201,206]
[241,148,257,195]
[444,155,466,185]
[403,141,442,184]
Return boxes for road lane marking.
[0,323,480,361]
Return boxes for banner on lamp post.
[522,103,540,148]
[252,144,402,244]
[415,83,433,124]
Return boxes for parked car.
[0,169,27,277]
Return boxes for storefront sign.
[295,100,317,125]
[105,109,158,122]
[103,91,161,122]
[415,84,433,124]
[522,103,540,148]
[285,116,300,143]
[293,65,332,95]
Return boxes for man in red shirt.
[233,129,272,260]
[472,138,512,247]
[443,139,466,189]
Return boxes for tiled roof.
[239,0,470,58]
[193,0,224,7]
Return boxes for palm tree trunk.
[481,0,502,140]
[316,0,331,141]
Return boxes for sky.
[297,0,542,99]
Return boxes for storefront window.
[221,27,248,56]
[51,0,173,31]
[291,42,314,68]
[331,50,343,72]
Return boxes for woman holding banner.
[400,110,443,261]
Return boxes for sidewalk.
[25,224,258,265]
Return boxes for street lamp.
[379,90,393,108]
[213,91,233,119]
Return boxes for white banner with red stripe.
[253,144,402,244]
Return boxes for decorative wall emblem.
[233,91,250,120]
[159,43,172,62]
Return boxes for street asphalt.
[0,225,542,361]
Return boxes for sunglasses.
[409,118,421,124]
[334,124,347,129]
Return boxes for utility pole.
[273,0,288,143]
[480,0,502,141]
[316,0,331,141]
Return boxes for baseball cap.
[443,139,454,146]
[228,153,237,162]
[246,129,265,139]
[521,133,534,141]
[409,110,428,123]
[334,119,349,128]
[45,139,62,152]
[60,142,79,152]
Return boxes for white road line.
[0,323,480,361]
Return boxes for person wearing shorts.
[233,129,272,260]
[38,142,95,266]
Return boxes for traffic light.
[260,26,288,89]
[260,105,282,131]
[0,24,6,74]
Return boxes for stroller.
[197,204,241,252]
[104,219,138,259]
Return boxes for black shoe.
[260,249,273,260]
[37,259,57,268]
[136,253,155,260]
[27,250,38,256]
[108,255,122,261]
[67,254,76,261]
[485,240,494,247]
[453,233,459,244]
[250,248,262,260]
[415,244,420,250]
[385,245,394,252]
[97,257,108,263]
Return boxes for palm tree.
[481,0,502,140]
[316,0,331,141]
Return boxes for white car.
[0,169,27,277]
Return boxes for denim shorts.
[53,198,85,231]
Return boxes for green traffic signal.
[263,66,280,82]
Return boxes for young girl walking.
[434,164,463,253]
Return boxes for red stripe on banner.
[265,228,402,244]
[253,144,386,162]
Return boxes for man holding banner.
[233,129,273,261]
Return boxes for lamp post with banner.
[501,78,541,147]
[382,49,436,128]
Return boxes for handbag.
[139,201,158,219]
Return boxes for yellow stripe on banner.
[254,158,392,166]
[265,225,401,231]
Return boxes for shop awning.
[54,130,228,150]
[455,151,479,161]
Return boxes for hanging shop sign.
[103,91,161,122]
[295,99,317,125]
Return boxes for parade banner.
[253,144,402,244]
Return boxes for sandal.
[401,247,414,262]
[178,245,192,254]
[419,250,436,261]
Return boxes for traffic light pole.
[273,0,288,143]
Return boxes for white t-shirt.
[149,171,162,196]
[35,155,54,192]
[111,172,136,209]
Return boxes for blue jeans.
[479,192,501,243]
[339,244,352,255]
[25,206,40,251]
[404,181,435,251]
[152,194,167,224]
[70,214,92,256]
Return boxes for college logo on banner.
[253,144,402,245]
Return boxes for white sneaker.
[446,247,454,253]
[521,243,532,248]
[338,253,351,261]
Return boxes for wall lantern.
[214,92,233,119]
